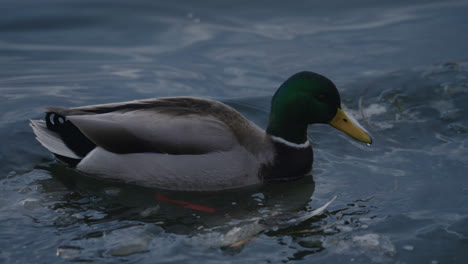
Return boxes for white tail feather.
[30,120,81,159]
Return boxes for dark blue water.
[1,0,468,263]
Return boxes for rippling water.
[1,0,468,263]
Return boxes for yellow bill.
[329,108,372,144]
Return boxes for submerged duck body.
[30,72,371,191]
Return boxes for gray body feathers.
[31,97,279,191]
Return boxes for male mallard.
[30,71,371,191]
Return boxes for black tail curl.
[45,112,96,158]
[46,112,67,131]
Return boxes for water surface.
[1,0,468,263]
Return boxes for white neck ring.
[270,135,310,148]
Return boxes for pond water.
[1,0,468,263]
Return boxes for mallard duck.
[30,71,371,191]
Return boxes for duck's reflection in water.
[41,163,325,249]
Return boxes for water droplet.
[103,187,121,196]
[19,198,41,210]
[402,245,414,251]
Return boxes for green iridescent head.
[266,71,372,145]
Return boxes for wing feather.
[67,110,237,154]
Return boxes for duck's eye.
[317,94,328,101]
